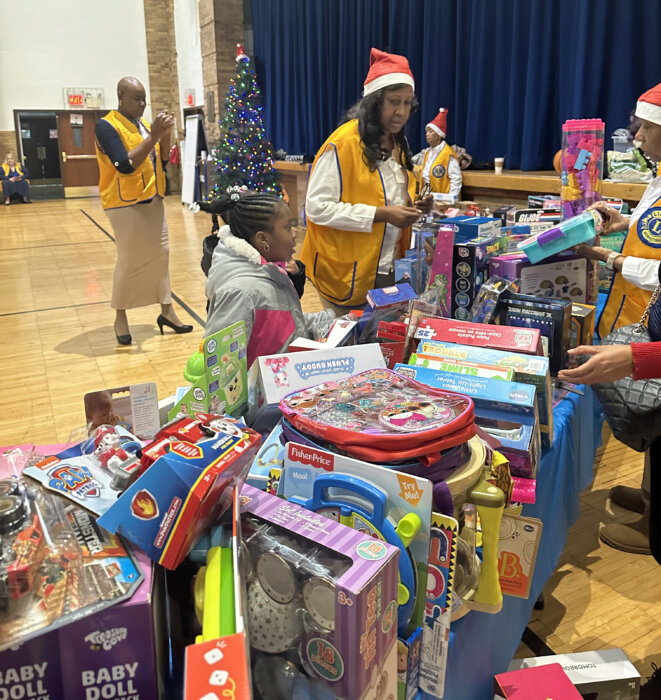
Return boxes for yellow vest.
[421,142,457,193]
[2,162,23,177]
[95,110,166,210]
[598,192,661,337]
[301,120,417,307]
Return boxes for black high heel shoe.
[157,314,193,335]
[114,322,132,346]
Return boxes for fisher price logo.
[288,444,334,471]
[48,463,101,499]
[84,627,128,651]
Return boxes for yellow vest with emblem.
[2,162,23,177]
[421,142,457,193]
[598,193,661,337]
[301,119,417,307]
[95,110,165,211]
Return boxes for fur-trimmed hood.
[218,226,263,265]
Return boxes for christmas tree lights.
[209,46,282,198]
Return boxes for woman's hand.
[589,202,629,234]
[151,112,175,141]
[375,205,422,228]
[414,193,434,214]
[557,345,634,385]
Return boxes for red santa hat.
[636,83,661,127]
[363,48,415,97]
[426,108,449,138]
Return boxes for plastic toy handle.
[471,481,504,612]
[219,546,236,637]
[309,473,387,524]
[200,546,235,641]
[396,513,422,549]
[536,227,565,246]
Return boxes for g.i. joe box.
[98,415,261,569]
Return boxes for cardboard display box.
[246,344,387,432]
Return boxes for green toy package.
[168,321,248,420]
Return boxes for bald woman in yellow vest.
[302,49,432,311]
[95,76,191,345]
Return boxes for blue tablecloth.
[421,387,604,700]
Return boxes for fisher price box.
[246,344,387,431]
[0,550,157,700]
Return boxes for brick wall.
[199,0,244,142]
[142,0,181,137]
[0,131,19,160]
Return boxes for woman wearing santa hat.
[419,108,462,198]
[572,81,661,556]
[301,48,433,312]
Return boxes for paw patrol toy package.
[24,425,143,517]
[97,413,261,569]
[169,321,248,421]
[239,484,400,700]
[246,344,387,432]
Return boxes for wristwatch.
[605,251,622,270]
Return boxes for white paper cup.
[494,157,504,175]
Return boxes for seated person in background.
[1,153,31,205]
[414,108,462,199]
[205,191,335,367]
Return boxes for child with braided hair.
[205,191,335,367]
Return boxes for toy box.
[98,415,261,569]
[497,513,543,598]
[279,441,433,638]
[84,382,160,440]
[570,303,596,352]
[427,225,454,317]
[508,648,640,699]
[489,252,589,303]
[415,316,543,356]
[169,321,248,421]
[393,365,540,477]
[409,352,515,381]
[411,340,553,446]
[0,549,158,700]
[493,205,517,226]
[451,233,508,320]
[495,663,583,699]
[246,344,387,432]
[512,207,562,234]
[239,484,400,700]
[451,216,501,242]
[498,294,572,374]
[528,194,562,209]
[367,282,417,309]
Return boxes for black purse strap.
[635,283,661,332]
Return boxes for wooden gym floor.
[0,196,659,681]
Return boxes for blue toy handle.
[307,473,387,524]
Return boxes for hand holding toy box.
[97,414,261,569]
[239,484,400,700]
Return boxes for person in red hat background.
[301,48,433,312]
[418,108,462,198]
[571,81,661,555]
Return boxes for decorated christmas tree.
[210,44,282,197]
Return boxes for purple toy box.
[240,484,399,700]
[0,550,157,700]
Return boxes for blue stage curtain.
[251,0,388,156]
[252,0,661,169]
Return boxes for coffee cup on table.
[494,157,504,175]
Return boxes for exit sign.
[68,94,84,106]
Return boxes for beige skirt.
[106,197,172,310]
